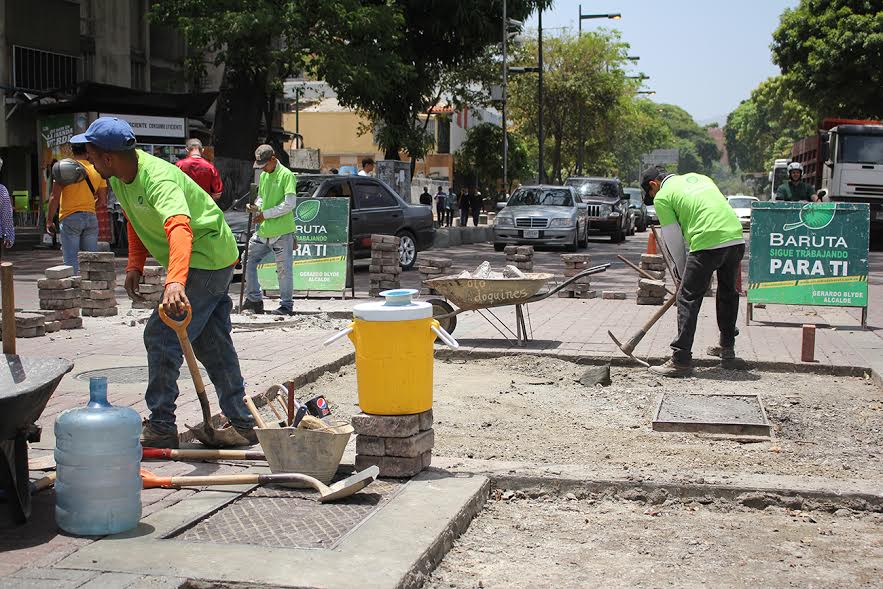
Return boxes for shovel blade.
[185,423,253,448]
[320,465,380,503]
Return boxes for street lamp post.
[576,7,622,175]
[538,8,544,184]
[502,0,508,198]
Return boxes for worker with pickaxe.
[640,166,745,377]
[70,117,256,448]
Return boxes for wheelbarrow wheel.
[428,298,457,336]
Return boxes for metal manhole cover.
[652,393,771,436]
[76,366,205,384]
[168,479,403,549]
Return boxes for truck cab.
[769,158,791,201]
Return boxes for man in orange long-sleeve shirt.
[71,117,255,448]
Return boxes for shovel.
[142,447,266,461]
[139,466,380,503]
[158,305,252,448]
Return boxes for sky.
[523,0,800,124]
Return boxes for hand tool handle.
[431,323,459,349]
[243,396,268,429]
[159,305,214,424]
[286,380,295,426]
[626,295,678,352]
[141,468,322,490]
[323,326,353,346]
[292,405,308,428]
[616,255,675,296]
[1,262,16,355]
[142,447,266,461]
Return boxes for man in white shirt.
[358,157,375,176]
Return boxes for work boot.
[648,359,693,378]
[706,346,736,360]
[141,420,179,449]
[241,299,264,314]
[271,306,294,317]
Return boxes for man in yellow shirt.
[46,143,108,273]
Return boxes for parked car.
[493,185,588,252]
[563,176,630,242]
[223,174,435,271]
[646,204,659,225]
[624,187,648,232]
[727,195,759,230]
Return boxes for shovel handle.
[1,262,16,355]
[142,447,266,461]
[159,305,210,417]
[158,304,193,332]
[141,468,323,491]
[243,396,268,429]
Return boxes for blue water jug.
[55,377,142,535]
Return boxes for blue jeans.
[245,232,294,310]
[60,212,99,273]
[143,265,253,433]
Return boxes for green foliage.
[653,104,720,175]
[724,76,815,172]
[772,0,883,119]
[455,123,531,195]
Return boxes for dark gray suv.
[224,174,435,270]
[564,176,630,243]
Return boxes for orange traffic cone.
[646,231,657,254]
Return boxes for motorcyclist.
[775,162,817,202]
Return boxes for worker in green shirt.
[71,117,255,448]
[776,162,817,202]
[640,166,746,377]
[242,145,298,316]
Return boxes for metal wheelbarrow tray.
[0,354,73,525]
[424,263,609,345]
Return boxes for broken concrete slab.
[652,393,771,437]
[578,365,611,387]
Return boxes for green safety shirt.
[110,150,238,269]
[257,163,297,238]
[653,173,744,253]
[776,181,815,202]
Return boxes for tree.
[724,76,815,172]
[151,0,394,206]
[455,123,531,196]
[315,1,550,169]
[653,104,720,175]
[772,0,883,119]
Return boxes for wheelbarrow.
[424,263,609,346]
[0,263,74,525]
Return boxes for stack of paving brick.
[558,254,596,299]
[132,266,166,310]
[37,265,82,331]
[369,235,401,297]
[353,410,434,478]
[1,313,46,339]
[417,256,453,295]
[78,252,118,317]
[505,245,534,272]
[636,254,667,305]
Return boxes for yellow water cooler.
[325,289,459,415]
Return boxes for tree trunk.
[212,66,267,210]
[552,129,563,184]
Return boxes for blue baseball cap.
[70,117,137,151]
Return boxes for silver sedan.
[493,186,588,252]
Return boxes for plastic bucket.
[255,420,353,486]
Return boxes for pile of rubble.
[369,235,401,297]
[78,252,118,317]
[558,254,595,299]
[354,410,434,478]
[504,245,534,272]
[456,261,526,280]
[418,256,453,295]
[132,266,166,310]
[637,254,667,305]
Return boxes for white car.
[727,195,759,230]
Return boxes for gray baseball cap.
[254,144,275,168]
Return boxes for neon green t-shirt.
[257,163,297,238]
[653,173,744,252]
[110,150,238,270]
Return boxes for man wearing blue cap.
[71,117,255,448]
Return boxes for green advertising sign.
[256,197,350,291]
[748,202,869,307]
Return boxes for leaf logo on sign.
[295,200,320,223]
[783,203,836,232]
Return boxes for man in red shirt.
[176,138,223,200]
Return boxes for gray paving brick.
[77,572,144,589]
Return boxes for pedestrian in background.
[243,145,298,316]
[175,138,223,201]
[0,157,14,260]
[458,188,471,226]
[358,157,375,176]
[470,188,483,226]
[445,187,457,227]
[419,186,432,206]
[45,143,106,273]
[434,186,446,227]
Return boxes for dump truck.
[790,118,883,232]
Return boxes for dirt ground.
[297,356,883,483]
[424,494,883,589]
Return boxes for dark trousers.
[471,208,481,226]
[460,208,469,226]
[671,243,745,365]
[436,205,445,227]
[445,209,453,226]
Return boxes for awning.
[32,82,217,118]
